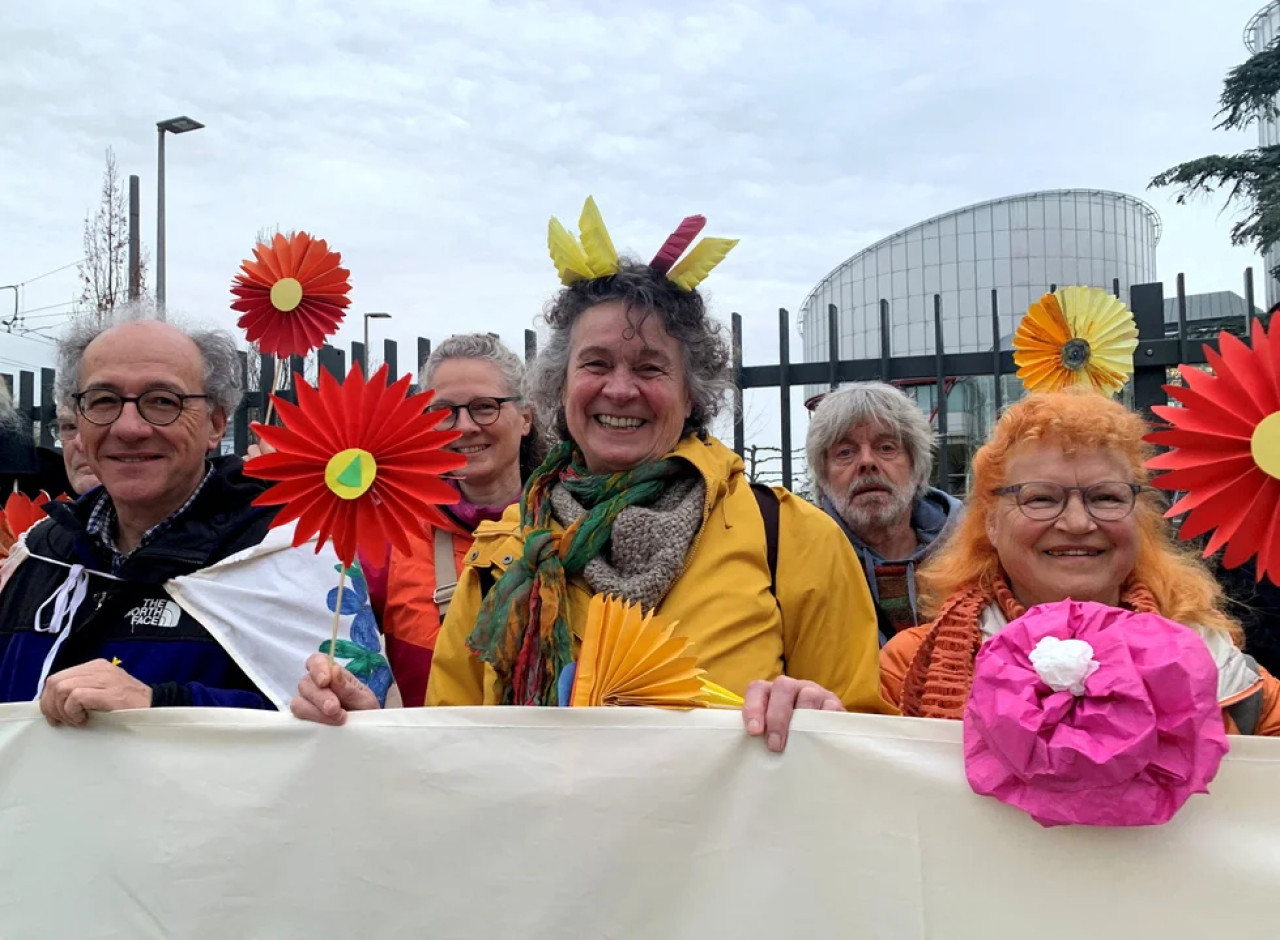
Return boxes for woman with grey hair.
[371,333,538,707]
[295,207,891,748]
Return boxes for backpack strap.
[1226,688,1263,736]
[430,526,459,618]
[750,483,779,599]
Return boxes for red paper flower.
[244,363,466,567]
[0,491,60,556]
[230,232,352,358]
[1146,317,1280,582]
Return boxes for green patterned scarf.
[465,439,687,705]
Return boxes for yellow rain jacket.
[426,435,894,713]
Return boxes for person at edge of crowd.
[806,382,961,643]
[0,315,301,725]
[55,406,101,495]
[1203,555,1280,679]
[361,333,541,707]
[0,382,71,499]
[880,388,1280,735]
[294,258,895,749]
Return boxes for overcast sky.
[0,0,1270,450]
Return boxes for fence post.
[1245,267,1257,340]
[778,308,792,491]
[383,339,398,381]
[879,300,891,381]
[234,351,250,454]
[38,368,56,448]
[351,341,366,375]
[1176,273,1189,366]
[1129,281,1166,418]
[524,329,537,365]
[18,371,34,442]
[990,289,1003,413]
[731,313,744,458]
[318,344,345,380]
[417,338,432,377]
[933,295,949,493]
[827,303,839,390]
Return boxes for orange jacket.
[881,621,1280,736]
[381,512,474,707]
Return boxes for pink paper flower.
[964,599,1228,827]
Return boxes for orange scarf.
[899,576,1159,719]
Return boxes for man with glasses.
[54,407,100,496]
[806,383,962,642]
[0,318,307,725]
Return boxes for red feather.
[650,215,706,274]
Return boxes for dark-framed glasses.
[992,481,1143,522]
[72,387,209,427]
[426,396,520,430]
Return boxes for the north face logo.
[125,599,182,630]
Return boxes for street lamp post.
[363,312,392,372]
[155,115,205,317]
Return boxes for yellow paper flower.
[1013,286,1139,395]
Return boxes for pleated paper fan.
[230,232,352,358]
[1013,286,1138,395]
[244,363,466,568]
[1146,317,1280,582]
[570,594,743,709]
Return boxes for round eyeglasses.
[426,396,520,430]
[72,388,209,427]
[992,481,1143,522]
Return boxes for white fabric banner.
[0,703,1277,939]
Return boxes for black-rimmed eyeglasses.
[992,481,1143,522]
[426,396,520,430]
[72,388,209,427]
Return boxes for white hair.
[806,381,937,501]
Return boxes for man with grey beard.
[806,383,961,643]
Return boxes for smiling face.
[428,357,531,498]
[56,408,100,495]
[562,301,692,474]
[825,423,916,533]
[986,439,1139,610]
[76,321,226,524]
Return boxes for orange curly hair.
[918,388,1239,639]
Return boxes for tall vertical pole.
[128,174,141,301]
[778,308,792,491]
[155,129,167,317]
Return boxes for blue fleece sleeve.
[150,681,276,711]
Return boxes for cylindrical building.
[797,189,1160,490]
[1246,2,1280,309]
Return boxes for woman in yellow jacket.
[295,207,892,748]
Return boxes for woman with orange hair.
[880,388,1280,735]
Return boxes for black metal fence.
[728,269,1267,494]
[3,272,1269,499]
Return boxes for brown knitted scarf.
[899,576,1159,719]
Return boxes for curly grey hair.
[806,382,937,500]
[526,259,731,442]
[421,332,544,478]
[56,306,244,417]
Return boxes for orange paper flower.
[1013,286,1138,395]
[230,232,352,358]
[1146,317,1280,582]
[244,363,466,567]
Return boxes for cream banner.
[0,703,1277,939]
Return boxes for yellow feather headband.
[547,196,738,291]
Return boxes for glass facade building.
[797,189,1160,491]
[1246,2,1280,309]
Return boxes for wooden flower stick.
[327,565,347,669]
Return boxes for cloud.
[0,0,1269,457]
